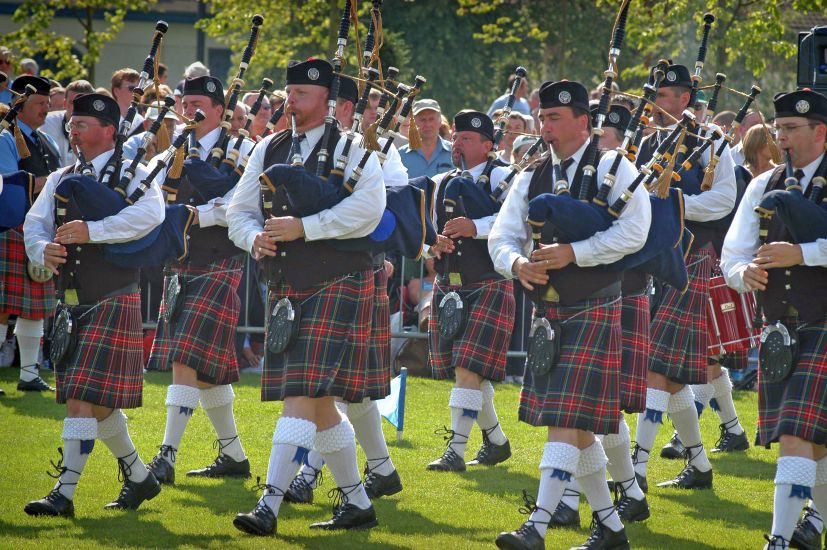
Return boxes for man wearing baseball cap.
[398,98,454,179]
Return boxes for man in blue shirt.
[486,73,531,118]
[398,99,454,179]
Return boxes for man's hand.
[442,217,477,238]
[755,241,803,270]
[43,242,67,275]
[252,231,277,260]
[530,243,575,270]
[186,205,200,226]
[429,234,455,259]
[265,216,304,242]
[55,220,90,245]
[742,262,769,291]
[383,260,394,278]
[513,256,549,291]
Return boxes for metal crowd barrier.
[141,255,530,360]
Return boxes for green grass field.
[0,368,777,549]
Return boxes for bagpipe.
[101,21,169,196]
[0,170,36,231]
[53,112,207,270]
[259,2,436,260]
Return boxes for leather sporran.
[759,321,800,383]
[162,273,185,325]
[50,306,78,370]
[437,291,466,341]
[266,297,301,354]
[526,316,561,376]
[27,260,53,283]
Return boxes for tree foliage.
[4,0,157,83]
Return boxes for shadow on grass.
[0,385,65,421]
[654,486,772,531]
[165,478,261,515]
[625,522,729,550]
[460,466,540,498]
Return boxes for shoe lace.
[474,425,499,461]
[714,418,741,449]
[47,447,79,493]
[116,450,140,484]
[213,435,239,458]
[326,481,362,515]
[363,455,390,482]
[612,477,633,510]
[434,425,468,457]
[584,508,615,544]
[251,476,283,516]
[679,442,704,478]
[292,463,324,492]
[153,444,177,466]
[763,534,790,549]
[802,505,823,526]
[515,489,550,532]
[631,442,649,467]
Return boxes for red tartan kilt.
[620,293,649,413]
[57,292,144,408]
[649,250,712,384]
[369,265,391,377]
[519,296,622,434]
[429,277,515,382]
[757,317,827,447]
[262,270,384,402]
[0,229,56,318]
[147,258,242,385]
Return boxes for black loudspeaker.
[797,26,827,94]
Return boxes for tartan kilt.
[648,250,713,384]
[519,296,622,434]
[428,277,515,382]
[369,265,391,379]
[57,292,144,408]
[620,293,649,413]
[147,257,242,385]
[0,229,56,318]
[262,270,383,402]
[757,316,827,447]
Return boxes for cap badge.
[308,68,320,81]
[558,91,572,104]
[666,71,677,82]
[206,81,217,93]
[795,99,810,114]
[608,112,620,124]
[471,117,482,128]
[92,99,105,112]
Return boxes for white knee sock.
[261,416,316,516]
[54,417,98,499]
[477,380,507,445]
[603,416,645,501]
[447,387,483,459]
[578,440,624,533]
[710,369,744,435]
[316,420,371,510]
[347,399,395,476]
[690,381,714,417]
[200,385,246,462]
[161,384,200,465]
[634,388,669,478]
[98,410,148,483]
[15,318,43,382]
[811,456,827,528]
[295,449,326,488]
[532,442,581,539]
[668,386,711,472]
[560,478,581,511]
[772,456,816,542]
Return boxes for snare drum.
[706,275,760,355]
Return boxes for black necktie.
[561,157,575,177]
[794,169,810,197]
[30,131,45,156]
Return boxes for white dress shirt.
[148,125,254,229]
[227,123,386,257]
[431,160,512,240]
[721,152,827,293]
[41,110,74,167]
[24,148,165,267]
[489,139,651,279]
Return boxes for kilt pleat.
[519,296,622,434]
[262,270,384,402]
[369,266,391,381]
[0,229,56,318]
[648,250,712,384]
[757,316,827,447]
[428,277,515,382]
[57,292,144,408]
[620,293,649,413]
[147,257,242,385]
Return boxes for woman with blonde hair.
[741,123,779,177]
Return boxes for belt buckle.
[542,285,560,303]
